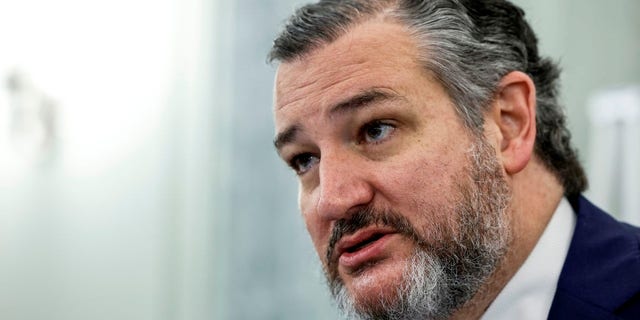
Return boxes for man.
[269,0,640,319]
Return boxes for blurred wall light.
[0,0,173,179]
[587,85,640,225]
[6,71,57,160]
[0,70,58,185]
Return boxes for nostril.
[315,159,375,221]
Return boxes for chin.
[342,257,409,312]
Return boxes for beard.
[324,136,512,320]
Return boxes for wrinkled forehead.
[273,20,422,127]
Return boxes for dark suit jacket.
[548,196,640,319]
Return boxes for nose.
[314,153,374,222]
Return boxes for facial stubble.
[325,136,512,320]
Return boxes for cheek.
[383,123,466,198]
[384,154,456,201]
[300,197,329,260]
[379,153,462,230]
[303,214,331,265]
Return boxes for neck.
[450,158,565,320]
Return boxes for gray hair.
[327,128,512,319]
[269,0,587,196]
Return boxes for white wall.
[0,0,224,319]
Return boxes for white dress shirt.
[482,198,576,320]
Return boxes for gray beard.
[327,137,512,320]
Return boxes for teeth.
[346,233,384,253]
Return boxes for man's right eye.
[289,153,319,175]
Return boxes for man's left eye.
[360,121,395,144]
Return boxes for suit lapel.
[548,196,640,319]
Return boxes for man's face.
[274,20,512,318]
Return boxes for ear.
[488,71,537,175]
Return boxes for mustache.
[325,206,424,270]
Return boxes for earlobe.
[492,71,537,175]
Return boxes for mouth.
[335,228,397,271]
[344,233,386,253]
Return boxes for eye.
[289,153,319,175]
[360,120,395,144]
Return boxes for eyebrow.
[273,89,398,153]
[329,89,395,115]
[273,124,300,151]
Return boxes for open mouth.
[334,228,397,270]
[344,233,386,253]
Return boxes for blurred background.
[0,0,638,319]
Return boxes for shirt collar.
[482,197,576,319]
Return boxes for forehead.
[273,19,424,123]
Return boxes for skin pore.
[274,18,564,319]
